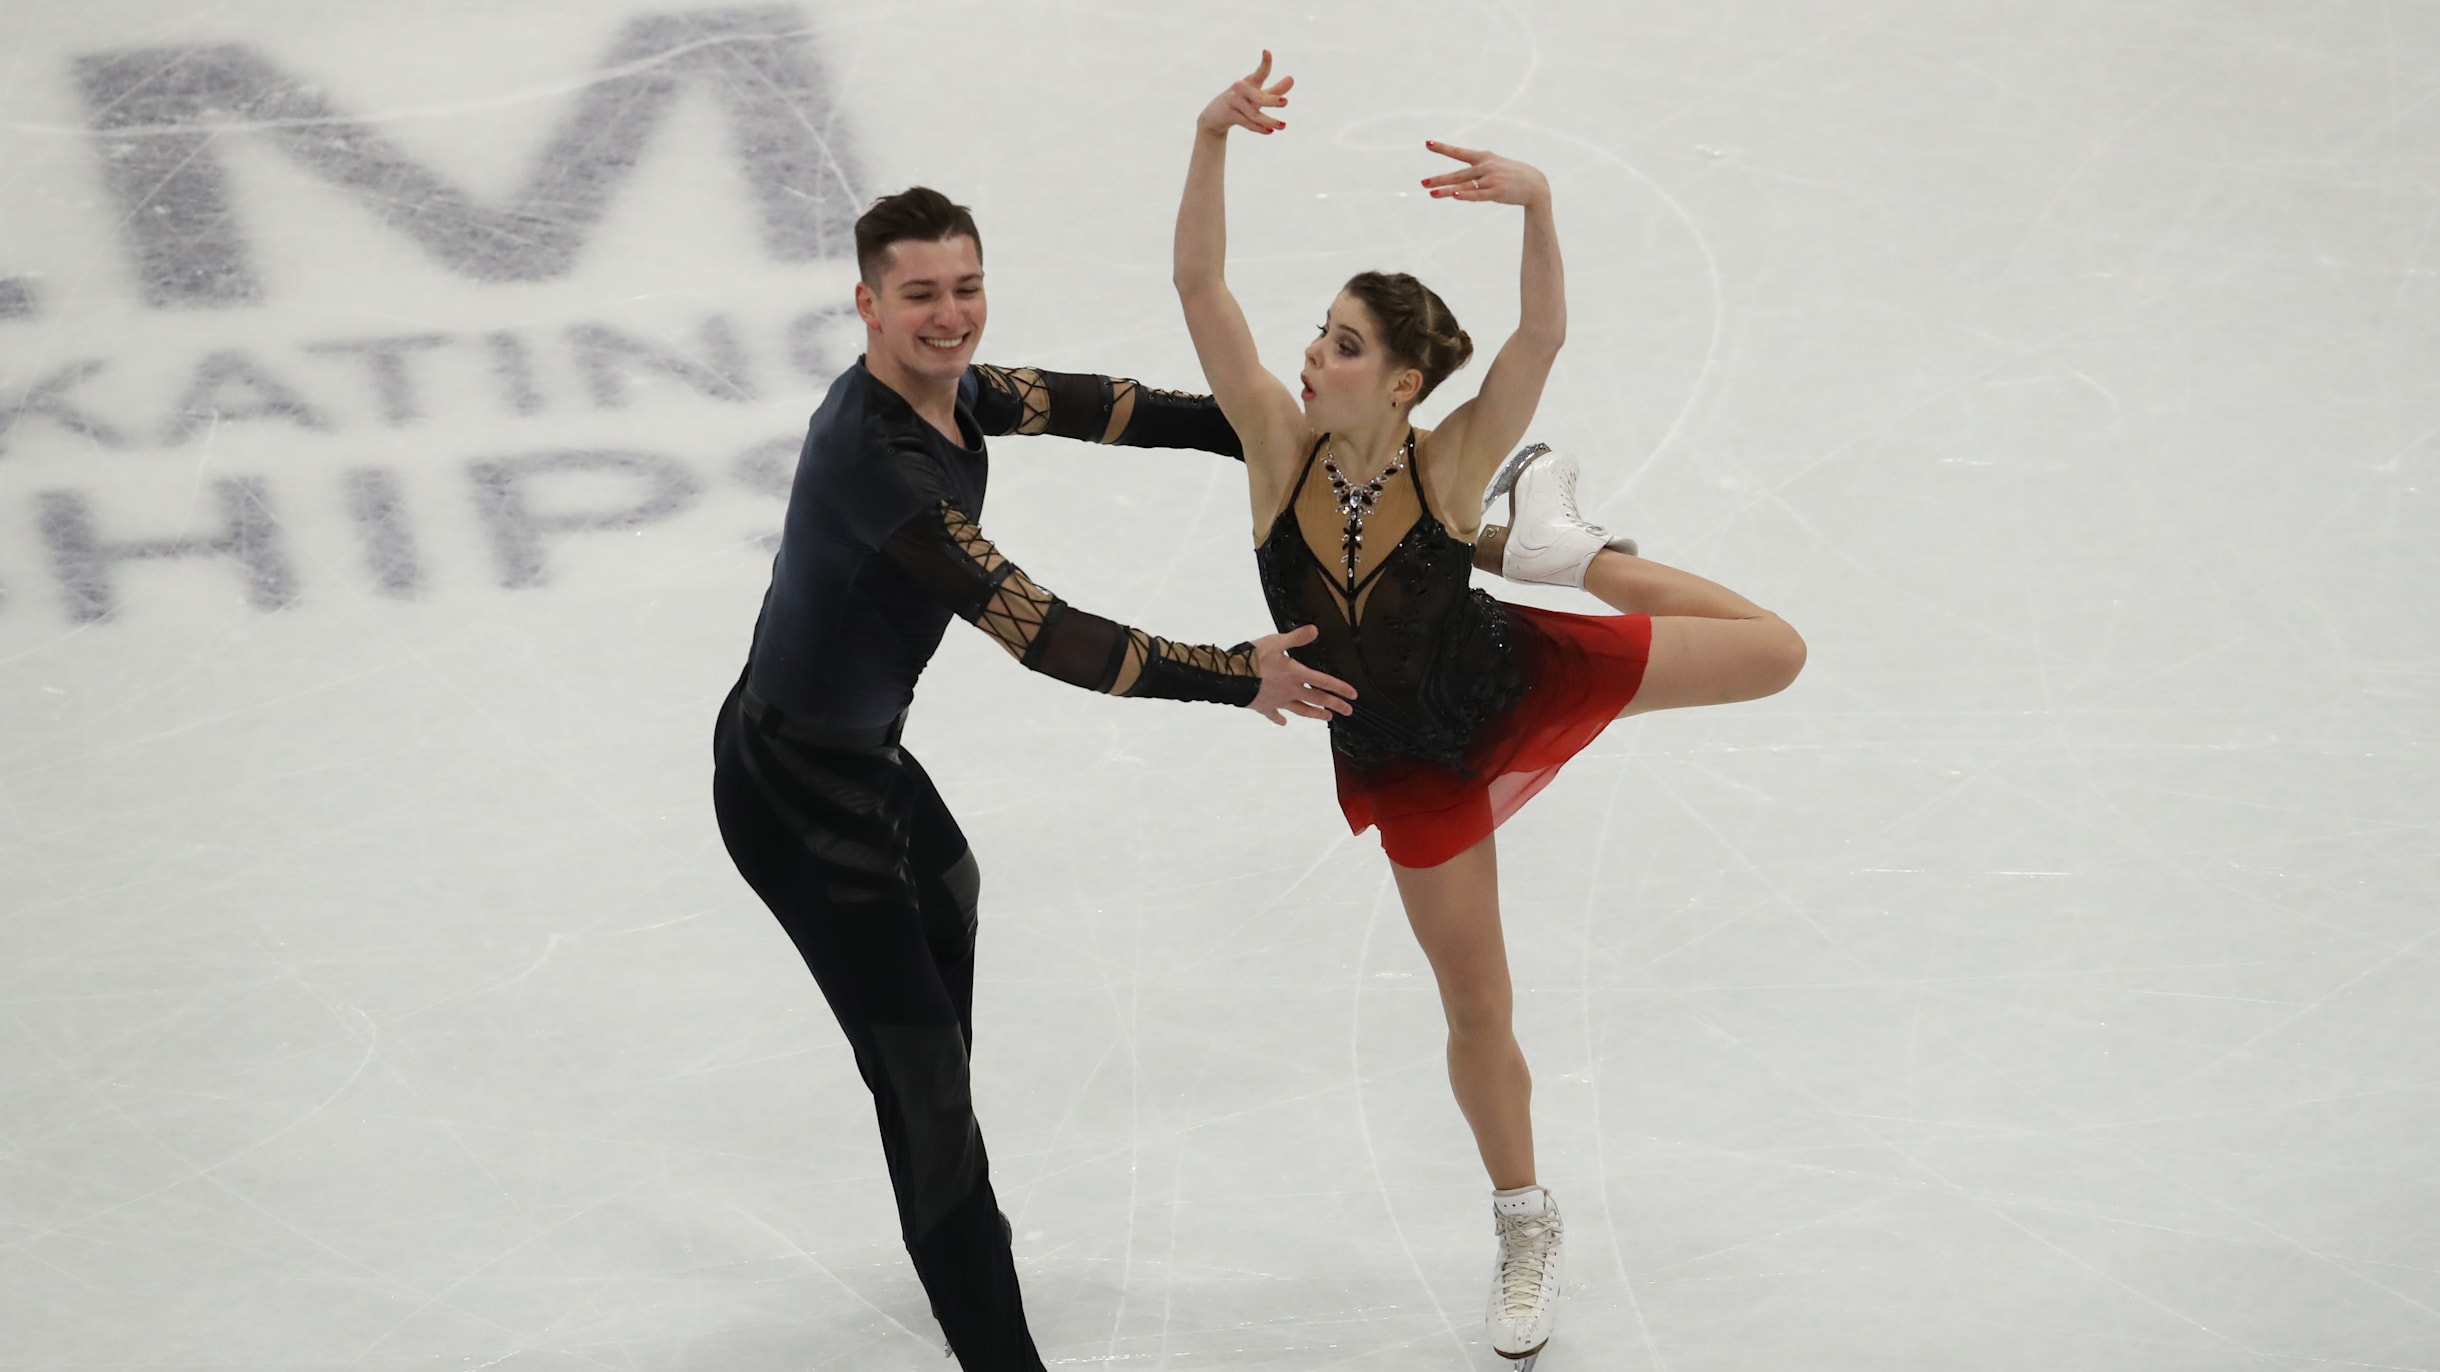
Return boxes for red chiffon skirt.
[1335,606,1652,869]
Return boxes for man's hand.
[1197,50,1293,138]
[1247,623,1355,725]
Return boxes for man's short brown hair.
[855,186,982,286]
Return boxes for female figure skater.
[1173,54,1807,1364]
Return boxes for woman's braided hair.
[1343,270,1475,405]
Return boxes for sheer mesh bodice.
[1255,433,1526,770]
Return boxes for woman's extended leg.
[1389,834,1536,1189]
[1475,445,1806,716]
[1580,550,1806,716]
[1475,525,1804,714]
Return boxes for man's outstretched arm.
[880,500,1352,722]
[971,364,1244,460]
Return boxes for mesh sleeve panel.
[1112,381,1244,459]
[972,364,1054,436]
[880,502,1258,705]
[1123,633,1261,706]
[972,365,1242,458]
[972,363,1110,441]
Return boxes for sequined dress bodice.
[1254,434,1526,771]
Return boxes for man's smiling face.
[856,234,986,388]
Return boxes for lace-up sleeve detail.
[880,502,1260,706]
[972,364,1056,435]
[972,365,1242,459]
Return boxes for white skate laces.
[1487,1186,1563,1363]
[1481,443,1637,589]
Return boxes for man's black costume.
[712,360,1245,1369]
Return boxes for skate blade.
[1481,442,1551,517]
[1495,1339,1548,1369]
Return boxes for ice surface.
[2,1,2436,1368]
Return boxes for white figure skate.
[1481,443,1636,588]
[1487,1187,1564,1367]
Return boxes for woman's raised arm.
[1174,52,1310,508]
[1414,142,1567,531]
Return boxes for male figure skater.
[710,187,1355,1369]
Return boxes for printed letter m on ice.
[76,6,859,309]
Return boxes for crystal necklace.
[1321,430,1414,583]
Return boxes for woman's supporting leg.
[1579,550,1806,716]
[1390,834,1537,1190]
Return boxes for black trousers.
[712,676,1044,1371]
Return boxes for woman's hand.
[1420,141,1549,209]
[1197,50,1293,138]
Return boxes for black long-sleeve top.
[744,359,1251,729]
